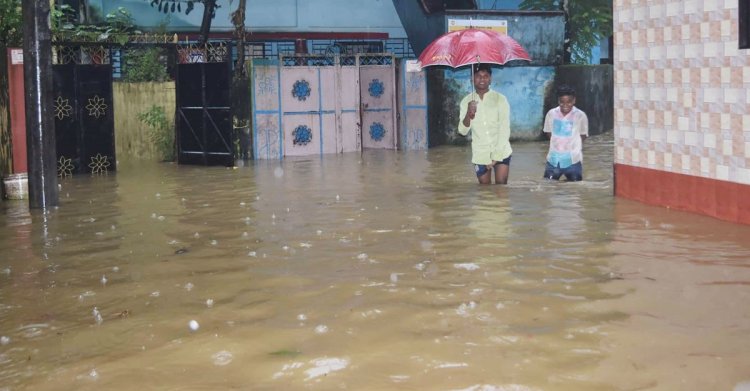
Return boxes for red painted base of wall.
[7,48,27,174]
[614,164,750,225]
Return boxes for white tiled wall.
[615,0,750,185]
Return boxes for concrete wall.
[551,65,614,136]
[614,1,750,224]
[113,82,175,160]
[445,10,566,66]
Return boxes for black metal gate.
[176,62,233,165]
[52,64,116,176]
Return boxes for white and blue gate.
[398,59,428,150]
[251,54,426,159]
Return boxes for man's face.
[559,95,575,115]
[473,70,491,93]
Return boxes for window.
[741,0,750,48]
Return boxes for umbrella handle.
[471,55,480,101]
[471,61,474,101]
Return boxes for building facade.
[614,0,750,224]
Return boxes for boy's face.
[558,95,575,115]
[473,70,491,93]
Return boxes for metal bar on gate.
[204,110,233,152]
[201,63,208,165]
[177,109,205,149]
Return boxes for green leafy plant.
[519,0,612,64]
[52,5,140,44]
[138,105,174,161]
[0,0,21,47]
[123,47,169,82]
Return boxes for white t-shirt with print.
[543,106,589,168]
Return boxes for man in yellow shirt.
[458,64,512,184]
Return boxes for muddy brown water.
[1,133,749,391]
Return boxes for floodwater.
[1,133,749,391]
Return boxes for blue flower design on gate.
[369,122,386,141]
[293,125,313,146]
[368,79,384,98]
[292,79,311,101]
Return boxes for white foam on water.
[453,385,539,391]
[734,381,750,391]
[211,350,233,366]
[434,361,468,369]
[304,357,349,380]
[454,263,480,271]
[456,301,477,317]
[571,348,601,355]
[92,307,103,325]
[77,290,96,300]
[490,335,520,345]
[272,362,304,379]
[314,325,328,334]
[360,309,382,318]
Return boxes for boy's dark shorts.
[543,161,583,181]
[474,155,512,177]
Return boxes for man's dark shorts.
[543,161,583,181]
[474,155,512,177]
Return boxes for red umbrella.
[418,28,531,68]
[418,28,531,99]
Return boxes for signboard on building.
[448,19,507,34]
[11,49,23,64]
[405,59,422,73]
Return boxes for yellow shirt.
[457,90,512,165]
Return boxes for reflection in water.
[1,133,749,391]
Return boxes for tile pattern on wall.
[614,0,750,185]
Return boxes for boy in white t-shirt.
[542,85,589,181]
